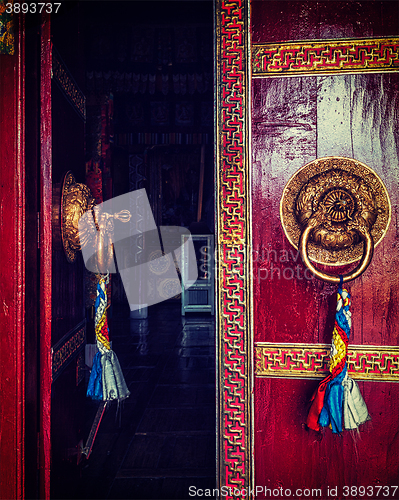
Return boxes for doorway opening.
[50,1,216,498]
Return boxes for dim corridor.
[78,302,216,500]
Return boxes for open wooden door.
[38,7,87,499]
[251,1,399,497]
[215,1,398,498]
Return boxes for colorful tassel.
[87,275,130,402]
[306,287,370,433]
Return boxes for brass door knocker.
[280,157,391,283]
[60,171,131,270]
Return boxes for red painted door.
[251,1,399,497]
[38,9,87,499]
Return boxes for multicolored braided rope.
[87,275,130,402]
[94,276,111,351]
[307,286,370,433]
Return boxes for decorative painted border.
[252,38,399,77]
[255,343,399,382]
[215,1,252,497]
[52,320,86,382]
[0,1,14,54]
[52,48,86,120]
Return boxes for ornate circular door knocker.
[280,157,391,283]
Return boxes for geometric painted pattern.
[216,0,252,498]
[255,343,399,382]
[52,321,86,382]
[52,47,86,120]
[252,38,399,77]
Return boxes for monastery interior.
[26,1,216,498]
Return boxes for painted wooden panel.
[251,1,399,496]
[0,16,25,500]
[251,0,399,43]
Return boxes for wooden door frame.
[0,13,52,500]
[38,13,52,500]
[215,1,254,497]
[0,14,26,500]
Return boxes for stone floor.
[78,302,216,500]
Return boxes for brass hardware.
[61,171,95,263]
[61,171,131,268]
[280,157,391,282]
[299,213,374,283]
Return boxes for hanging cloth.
[306,286,370,433]
[87,275,130,402]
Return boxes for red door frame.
[0,13,53,500]
[0,14,25,500]
[38,13,52,500]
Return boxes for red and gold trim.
[0,1,15,55]
[52,47,86,120]
[215,0,252,497]
[255,343,399,382]
[252,38,399,78]
[51,321,86,382]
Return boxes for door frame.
[38,13,52,500]
[0,13,26,500]
[215,1,254,496]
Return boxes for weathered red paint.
[251,0,399,495]
[0,15,25,500]
[39,13,52,500]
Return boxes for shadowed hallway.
[77,302,216,500]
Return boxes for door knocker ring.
[280,157,391,283]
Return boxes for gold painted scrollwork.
[280,157,391,282]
